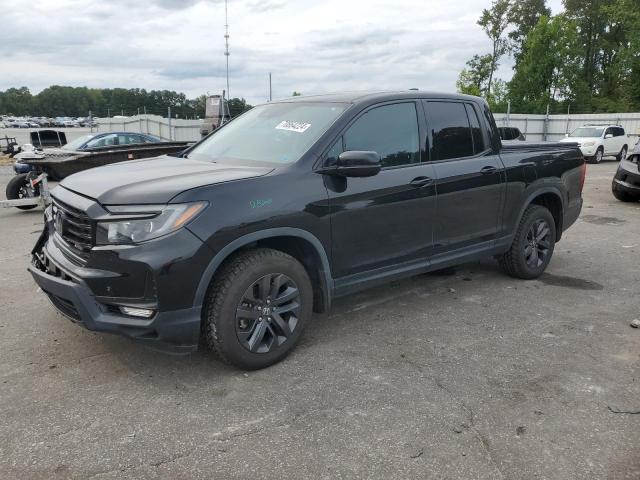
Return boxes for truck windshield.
[570,127,603,138]
[187,102,349,165]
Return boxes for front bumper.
[578,145,597,157]
[30,208,212,353]
[613,158,640,194]
[29,261,201,353]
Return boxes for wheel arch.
[194,228,333,315]
[517,188,565,242]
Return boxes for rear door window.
[465,104,485,153]
[426,102,474,160]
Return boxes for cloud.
[0,0,568,105]
[245,0,286,13]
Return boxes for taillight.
[579,160,587,193]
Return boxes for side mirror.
[605,133,613,139]
[317,151,381,178]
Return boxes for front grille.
[53,198,94,257]
[45,291,81,322]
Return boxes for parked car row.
[0,116,97,128]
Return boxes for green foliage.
[227,97,253,117]
[507,0,551,60]
[291,91,302,97]
[0,86,253,119]
[457,54,493,96]
[508,15,584,112]
[478,0,511,94]
[459,0,640,113]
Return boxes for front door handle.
[409,176,434,188]
[480,166,498,175]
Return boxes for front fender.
[192,227,333,312]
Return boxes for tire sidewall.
[594,149,603,163]
[620,146,627,161]
[513,207,556,279]
[211,253,313,369]
[6,173,38,210]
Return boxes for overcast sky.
[0,0,564,104]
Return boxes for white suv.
[560,124,629,164]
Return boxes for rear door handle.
[409,176,434,188]
[480,166,498,175]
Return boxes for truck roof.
[272,90,484,106]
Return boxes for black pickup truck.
[29,91,584,369]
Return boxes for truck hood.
[60,155,274,204]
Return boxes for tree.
[508,15,584,112]
[478,0,510,96]
[227,97,253,117]
[292,91,302,96]
[456,54,493,96]
[507,0,551,60]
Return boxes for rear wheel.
[500,205,556,280]
[5,173,39,210]
[612,181,639,202]
[203,248,313,369]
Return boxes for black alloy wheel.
[203,248,313,369]
[524,219,551,269]
[235,273,301,354]
[500,204,556,279]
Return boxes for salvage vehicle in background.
[560,124,629,164]
[29,91,584,369]
[5,132,189,210]
[612,140,640,202]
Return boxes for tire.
[612,181,639,202]
[589,148,604,164]
[5,173,39,210]
[500,205,556,280]
[617,145,628,162]
[203,248,313,369]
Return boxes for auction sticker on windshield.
[275,121,311,133]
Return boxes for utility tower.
[224,0,230,100]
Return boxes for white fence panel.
[95,114,202,142]
[494,112,640,144]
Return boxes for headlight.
[582,141,596,147]
[96,202,207,245]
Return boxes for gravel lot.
[0,161,639,479]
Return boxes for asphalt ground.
[0,160,638,479]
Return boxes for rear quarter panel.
[498,144,584,240]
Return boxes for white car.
[560,124,630,164]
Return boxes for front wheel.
[5,173,39,210]
[203,248,313,369]
[617,145,628,162]
[500,205,556,280]
[590,148,604,164]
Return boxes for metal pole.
[506,100,511,127]
[544,103,550,141]
[168,107,172,140]
[89,110,93,133]
[565,104,571,134]
[224,0,230,100]
[269,72,272,102]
